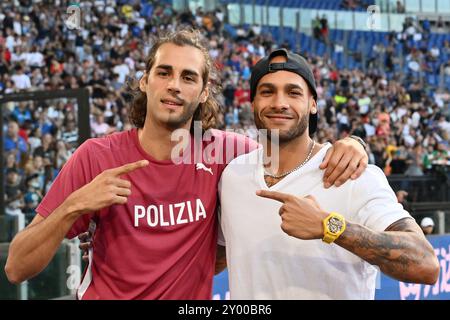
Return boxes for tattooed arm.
[335,217,439,285]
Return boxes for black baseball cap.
[250,48,318,135]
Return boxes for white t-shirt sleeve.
[217,210,226,246]
[350,165,412,232]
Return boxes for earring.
[311,108,317,114]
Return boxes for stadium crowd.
[1,0,449,219]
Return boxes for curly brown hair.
[128,28,222,131]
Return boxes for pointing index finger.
[256,190,291,203]
[110,160,149,176]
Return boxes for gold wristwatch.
[322,212,346,244]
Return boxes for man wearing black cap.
[218,49,439,299]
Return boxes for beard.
[254,110,309,144]
[148,94,201,130]
[164,100,200,129]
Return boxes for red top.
[37,128,256,299]
[234,88,250,105]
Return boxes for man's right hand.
[66,159,149,215]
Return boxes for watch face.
[327,217,343,234]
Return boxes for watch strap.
[349,135,367,150]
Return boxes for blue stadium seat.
[219,0,376,11]
[284,0,295,7]
[445,76,450,88]
[426,74,434,86]
[316,41,326,56]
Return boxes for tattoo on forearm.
[336,218,433,282]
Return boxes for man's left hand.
[256,190,328,240]
[319,137,368,188]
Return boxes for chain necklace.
[264,140,316,179]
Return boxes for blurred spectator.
[5,168,23,216]
[423,142,450,169]
[420,217,435,235]
[11,65,31,90]
[4,120,28,163]
[55,140,72,169]
[376,112,391,138]
[4,152,18,172]
[396,190,408,203]
[62,119,79,152]
[12,102,32,125]
[113,61,131,85]
[234,81,250,105]
[91,112,112,137]
[396,1,405,14]
[33,133,55,166]
[404,144,424,176]
[23,191,40,215]
[22,173,42,215]
[341,0,362,10]
[312,15,321,40]
[390,146,408,174]
[437,115,450,138]
[437,16,445,32]
[320,15,329,45]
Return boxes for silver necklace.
[264,140,316,179]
